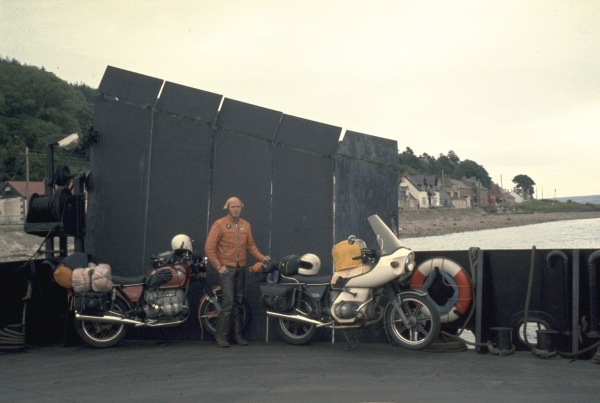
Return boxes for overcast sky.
[2,0,599,198]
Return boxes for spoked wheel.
[276,294,316,345]
[385,292,440,350]
[198,286,250,336]
[75,298,129,348]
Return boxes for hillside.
[0,57,94,182]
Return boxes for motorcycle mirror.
[347,235,356,245]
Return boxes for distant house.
[445,178,472,209]
[488,182,505,205]
[0,181,45,225]
[400,174,439,209]
[1,181,46,199]
[438,188,454,208]
[462,177,489,207]
[506,191,524,203]
[398,180,419,211]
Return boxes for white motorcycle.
[258,214,441,349]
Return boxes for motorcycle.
[73,234,248,348]
[197,269,251,337]
[257,214,441,349]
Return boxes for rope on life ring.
[410,257,473,323]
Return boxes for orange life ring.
[410,257,472,323]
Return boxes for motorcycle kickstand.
[155,328,170,347]
[341,329,360,351]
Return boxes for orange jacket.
[204,216,266,270]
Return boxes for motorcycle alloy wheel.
[385,292,440,350]
[276,293,316,345]
[197,286,250,336]
[74,297,129,348]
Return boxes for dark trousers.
[216,266,246,341]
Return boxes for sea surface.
[401,217,600,251]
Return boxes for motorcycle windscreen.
[367,215,402,255]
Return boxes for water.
[401,217,600,251]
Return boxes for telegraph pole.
[25,147,29,216]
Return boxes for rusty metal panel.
[87,96,153,273]
[337,130,398,165]
[217,98,281,140]
[207,127,273,342]
[335,131,399,247]
[97,66,163,106]
[143,114,214,262]
[156,81,222,124]
[207,128,273,252]
[270,147,334,269]
[275,114,340,155]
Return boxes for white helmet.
[171,234,193,253]
[298,253,321,275]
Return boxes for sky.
[1,0,599,198]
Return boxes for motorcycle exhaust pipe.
[266,311,331,327]
[75,313,143,326]
[75,313,188,328]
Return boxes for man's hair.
[223,197,244,210]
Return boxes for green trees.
[0,57,93,182]
[399,148,493,189]
[512,174,536,198]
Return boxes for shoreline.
[398,209,600,238]
[2,210,600,262]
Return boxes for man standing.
[204,196,269,348]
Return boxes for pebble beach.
[398,209,600,238]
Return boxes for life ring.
[410,257,472,323]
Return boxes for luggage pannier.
[74,292,110,315]
[260,283,295,311]
[277,255,301,276]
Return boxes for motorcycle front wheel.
[385,292,440,350]
[74,297,129,348]
[198,286,250,336]
[276,293,316,345]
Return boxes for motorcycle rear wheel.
[385,293,440,350]
[198,286,250,336]
[276,294,316,345]
[75,298,129,348]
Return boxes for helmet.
[298,253,321,275]
[171,234,193,253]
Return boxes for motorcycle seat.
[281,273,332,285]
[291,274,331,284]
[112,275,146,286]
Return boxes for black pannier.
[260,283,295,311]
[74,292,110,314]
[277,255,301,276]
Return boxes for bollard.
[533,329,559,358]
[536,329,558,351]
[487,327,515,356]
[492,327,513,350]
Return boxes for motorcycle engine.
[332,300,377,321]
[333,301,359,319]
[143,289,185,319]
